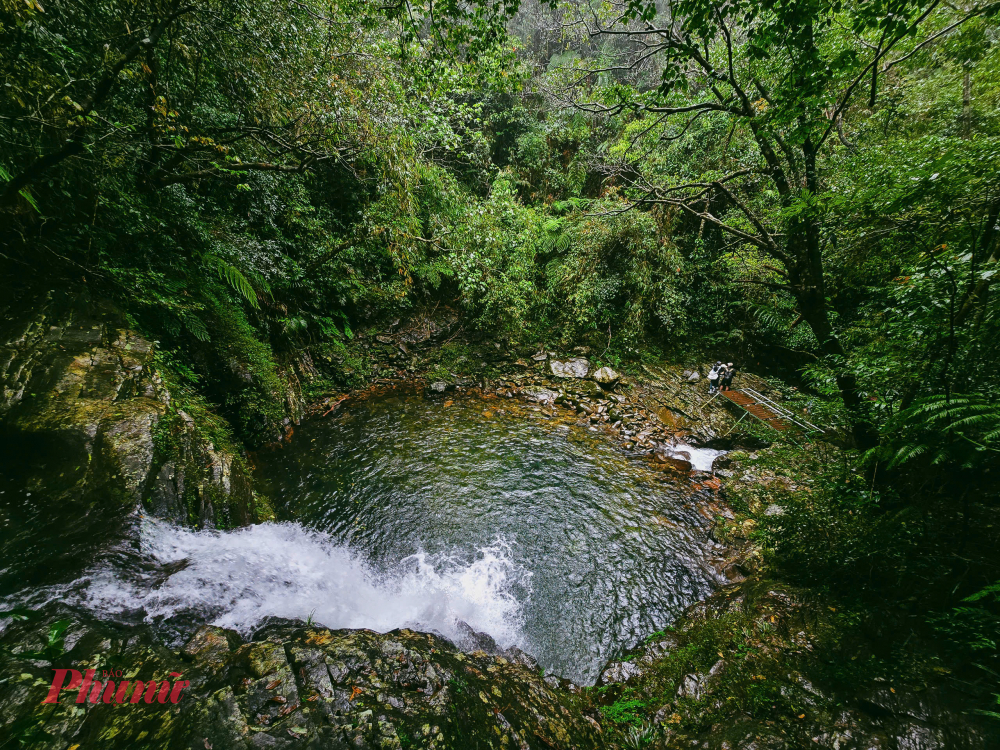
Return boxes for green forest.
[1,0,999,747]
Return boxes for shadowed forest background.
[2,0,1000,744]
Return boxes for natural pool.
[252,390,725,683]
[0,389,725,685]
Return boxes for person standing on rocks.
[721,363,736,391]
[707,362,721,394]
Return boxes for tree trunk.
[791,263,878,449]
[962,67,971,140]
[787,141,878,450]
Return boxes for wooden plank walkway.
[720,389,791,431]
[716,387,826,437]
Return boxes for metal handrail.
[741,387,825,433]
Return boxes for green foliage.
[599,693,648,728]
[205,254,265,310]
[544,204,689,346]
[929,581,1000,654]
[449,172,543,333]
[620,722,661,749]
[867,394,1000,471]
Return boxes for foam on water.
[668,443,726,472]
[75,518,531,650]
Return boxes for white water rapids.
[69,518,532,651]
[667,443,726,472]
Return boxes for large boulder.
[520,385,558,404]
[550,357,590,379]
[592,366,620,387]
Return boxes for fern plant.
[539,217,571,254]
[867,394,1000,470]
[203,253,266,310]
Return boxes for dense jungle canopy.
[2,0,1000,742]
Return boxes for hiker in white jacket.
[707,362,722,394]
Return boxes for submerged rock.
[550,357,590,379]
[0,610,604,750]
[654,454,693,473]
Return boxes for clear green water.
[254,390,723,683]
[0,390,723,685]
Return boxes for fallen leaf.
[271,695,287,704]
[266,679,282,690]
[307,694,320,702]
[349,686,363,702]
[443,400,453,407]
[797,714,805,719]
[305,630,333,646]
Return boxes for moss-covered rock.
[0,301,269,527]
[0,609,605,750]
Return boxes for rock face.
[549,357,590,379]
[0,300,260,527]
[1,304,164,508]
[0,609,604,750]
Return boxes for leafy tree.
[540,0,1000,447]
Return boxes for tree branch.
[0,2,196,207]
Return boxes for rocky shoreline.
[0,606,604,750]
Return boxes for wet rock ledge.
[0,298,270,528]
[0,609,603,750]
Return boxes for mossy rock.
[0,610,606,750]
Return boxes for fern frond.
[0,164,40,213]
[183,312,211,342]
[888,442,928,468]
[205,254,260,309]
